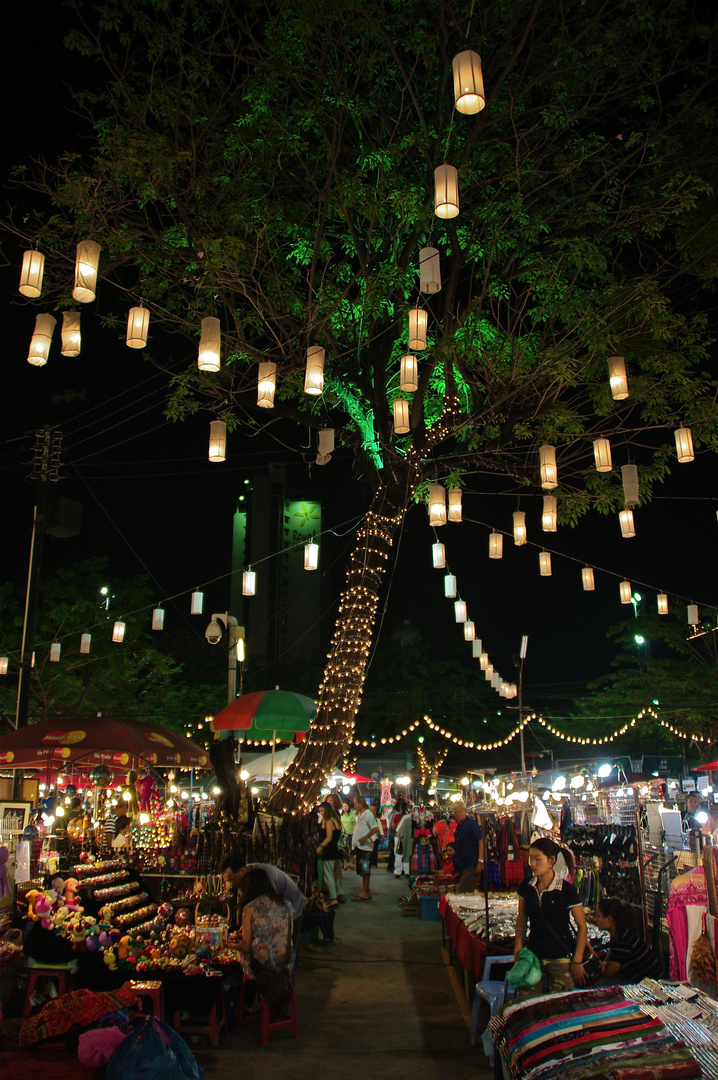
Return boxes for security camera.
[205,620,223,645]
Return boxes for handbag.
[337,829,350,857]
[535,893,601,986]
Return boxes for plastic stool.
[23,965,74,1018]
[470,975,516,1047]
[122,979,164,1021]
[172,983,225,1047]
[236,973,299,1045]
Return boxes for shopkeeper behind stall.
[593,897,663,984]
[452,802,485,893]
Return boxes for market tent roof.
[242,746,297,781]
[692,761,718,771]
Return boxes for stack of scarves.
[488,987,703,1080]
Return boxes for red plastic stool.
[23,965,74,1018]
[122,979,164,1021]
[172,983,225,1048]
[236,972,298,1045]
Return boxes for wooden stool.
[236,973,299,1045]
[122,979,164,1021]
[23,965,74,1018]
[172,983,225,1048]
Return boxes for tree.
[8,0,718,812]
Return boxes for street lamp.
[205,612,245,704]
[518,635,528,774]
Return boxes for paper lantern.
[621,464,639,506]
[242,570,256,596]
[191,589,204,615]
[513,511,527,546]
[488,532,503,559]
[539,444,558,489]
[208,419,227,462]
[50,642,61,662]
[444,574,457,598]
[491,672,500,689]
[607,355,628,400]
[0,657,8,675]
[257,361,276,408]
[393,397,410,434]
[408,308,427,350]
[400,354,418,392]
[304,541,319,571]
[434,163,459,218]
[152,608,165,631]
[448,488,462,522]
[429,483,446,526]
[464,620,475,641]
[112,620,126,642]
[452,50,485,114]
[198,316,221,371]
[72,240,101,303]
[305,345,325,395]
[419,246,441,293]
[454,600,467,623]
[582,567,595,591]
[432,543,446,569]
[472,639,483,658]
[478,652,489,671]
[126,305,149,349]
[619,581,632,605]
[19,249,45,297]
[593,438,613,472]
[539,551,552,576]
[542,496,557,532]
[687,604,699,626]
[318,429,334,457]
[60,311,81,356]
[674,427,694,463]
[484,664,494,681]
[80,633,91,654]
[27,312,56,366]
[657,593,668,615]
[619,508,635,538]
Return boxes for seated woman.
[594,897,663,983]
[236,867,293,982]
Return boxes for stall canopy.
[243,746,298,781]
[210,689,315,742]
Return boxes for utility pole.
[518,635,529,775]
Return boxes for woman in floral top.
[237,867,293,976]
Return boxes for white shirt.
[353,810,378,851]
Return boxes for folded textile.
[20,988,140,1047]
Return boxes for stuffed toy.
[64,878,81,910]
[116,935,132,961]
[103,947,118,971]
[136,773,157,812]
[34,895,55,931]
[123,771,141,818]
[24,890,40,920]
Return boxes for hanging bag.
[337,828,350,857]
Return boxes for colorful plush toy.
[103,947,118,971]
[64,878,80,907]
[123,771,141,818]
[34,894,55,931]
[136,772,157,812]
[24,890,40,920]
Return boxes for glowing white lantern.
[152,607,165,631]
[242,570,256,596]
[126,305,149,349]
[208,419,227,462]
[608,355,628,400]
[80,633,91,654]
[489,532,503,559]
[432,543,446,569]
[452,50,485,114]
[434,163,459,218]
[191,589,204,615]
[542,496,557,532]
[539,444,558,489]
[484,664,494,681]
[304,542,319,571]
[464,620,475,641]
[305,345,325,395]
[622,464,639,506]
[318,429,335,457]
[448,488,462,522]
[582,567,595,591]
[60,311,81,356]
[408,308,427,350]
[619,581,632,605]
[72,240,100,303]
[19,249,45,297]
[491,671,501,689]
[674,427,694,463]
[198,316,221,371]
[112,620,126,642]
[657,593,668,615]
[593,437,613,472]
[687,604,699,626]
[419,246,441,293]
[400,354,418,392]
[444,574,457,598]
[27,313,56,366]
[513,511,527,546]
[50,642,61,662]
[454,600,467,623]
[0,657,8,675]
[393,397,410,434]
[539,551,552,576]
[619,508,636,538]
[479,652,488,670]
[472,639,483,658]
[257,362,277,407]
[429,483,446,526]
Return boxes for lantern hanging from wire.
[304,541,319,571]
[464,620,475,641]
[419,246,441,293]
[152,607,165,631]
[318,429,334,459]
[80,633,91,654]
[242,570,256,596]
[674,427,694,463]
[0,657,9,675]
[479,652,488,671]
[448,488,462,522]
[488,531,503,559]
[19,249,45,297]
[444,574,457,598]
[434,163,459,218]
[72,240,101,303]
[208,419,227,462]
[513,511,527,546]
[454,600,467,623]
[621,464,639,506]
[408,308,427,350]
[400,354,418,392]
[484,664,494,681]
[607,355,629,400]
[60,311,81,356]
[539,551,552,576]
[197,316,221,372]
[393,397,410,434]
[593,437,613,472]
[304,345,325,395]
[582,567,595,591]
[191,589,204,615]
[688,604,699,626]
[429,483,446,526]
[126,305,149,349]
[257,362,277,408]
[542,496,557,532]
[619,508,636,538]
[432,543,446,569]
[657,593,668,615]
[472,639,483,658]
[27,313,57,366]
[491,671,501,689]
[50,642,61,663]
[619,581,632,605]
[452,49,485,114]
[112,620,126,642]
[539,444,558,489]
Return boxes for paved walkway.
[194,869,494,1079]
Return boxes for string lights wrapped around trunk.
[19,249,45,297]
[60,311,81,356]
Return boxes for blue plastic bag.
[105,1016,203,1080]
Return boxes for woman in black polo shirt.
[514,837,589,993]
[594,897,663,983]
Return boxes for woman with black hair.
[236,867,293,978]
[594,897,663,983]
[317,801,344,905]
[514,836,589,993]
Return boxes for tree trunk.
[267,463,419,815]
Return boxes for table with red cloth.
[439,894,512,984]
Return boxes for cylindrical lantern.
[19,249,45,297]
[0,657,9,675]
[208,419,227,462]
[242,569,256,596]
[539,444,558,489]
[674,427,694,463]
[198,316,221,371]
[50,642,61,662]
[542,496,557,532]
[432,542,446,569]
[27,312,56,366]
[400,354,418,392]
[464,620,475,641]
[152,607,165,631]
[393,397,410,434]
[513,511,527,546]
[479,652,488,671]
[484,664,494,681]
[593,437,613,472]
[419,246,441,293]
[434,163,459,219]
[190,589,204,615]
[80,633,91,654]
[126,305,149,349]
[60,311,81,356]
[429,483,446,526]
[72,240,101,303]
[444,574,457,598]
[304,541,319,571]
[112,620,126,642]
[619,508,636,538]
[491,671,501,689]
[318,429,335,456]
[687,604,699,626]
[657,593,669,615]
[539,551,552,576]
[304,345,325,396]
[619,581,632,605]
[488,531,503,559]
[448,488,462,522]
[452,49,485,114]
[472,639,483,658]
[454,600,467,623]
[408,308,427,350]
[607,355,629,400]
[582,567,595,591]
[257,361,277,408]
[622,464,639,506]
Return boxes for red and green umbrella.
[209,689,316,742]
